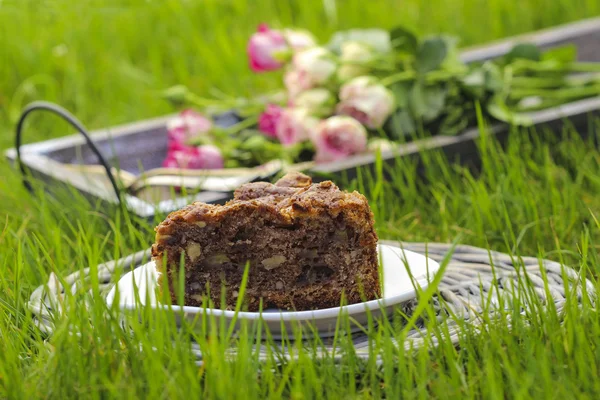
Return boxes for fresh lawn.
[2,0,600,398]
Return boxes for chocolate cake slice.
[151,172,379,311]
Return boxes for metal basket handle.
[15,101,124,209]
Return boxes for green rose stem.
[185,92,268,114]
[511,61,600,75]
[224,115,260,135]
[380,69,465,86]
[508,74,600,89]
[515,99,565,112]
[341,56,397,72]
[510,76,568,89]
[161,85,237,110]
[162,84,284,113]
[379,70,414,86]
[508,85,600,101]
[186,115,259,147]
[380,62,600,88]
[568,62,600,73]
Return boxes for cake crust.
[151,172,379,311]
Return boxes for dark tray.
[6,17,600,219]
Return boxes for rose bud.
[247,24,290,73]
[276,108,319,147]
[292,47,337,87]
[163,142,224,169]
[292,88,335,116]
[258,104,284,138]
[311,116,367,162]
[336,76,395,129]
[283,29,317,50]
[167,109,213,145]
[337,41,375,82]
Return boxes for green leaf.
[388,109,416,138]
[542,44,577,63]
[409,82,427,118]
[422,86,447,122]
[327,29,391,54]
[416,37,448,74]
[438,105,469,135]
[225,159,241,168]
[161,84,189,104]
[389,26,418,54]
[440,35,466,72]
[211,126,233,139]
[482,62,504,92]
[505,43,542,64]
[408,82,427,119]
[462,68,485,86]
[390,82,411,109]
[240,135,268,151]
[461,68,486,98]
[440,35,459,53]
[186,135,214,147]
[409,83,447,122]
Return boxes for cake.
[151,172,379,311]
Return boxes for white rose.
[336,76,395,129]
[292,88,335,116]
[283,29,317,50]
[293,47,337,87]
[337,41,375,82]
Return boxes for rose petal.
[258,104,283,138]
[311,116,367,163]
[247,25,288,72]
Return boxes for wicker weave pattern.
[27,241,592,362]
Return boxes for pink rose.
[167,109,213,145]
[336,76,395,129]
[276,108,319,147]
[247,24,289,73]
[311,116,367,162]
[163,142,224,170]
[258,104,283,138]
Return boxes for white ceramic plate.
[106,244,439,338]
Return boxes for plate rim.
[114,245,440,322]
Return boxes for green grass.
[1,0,600,149]
[3,0,600,398]
[4,124,600,398]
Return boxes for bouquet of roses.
[161,24,402,171]
[161,24,600,171]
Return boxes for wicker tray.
[27,240,593,364]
